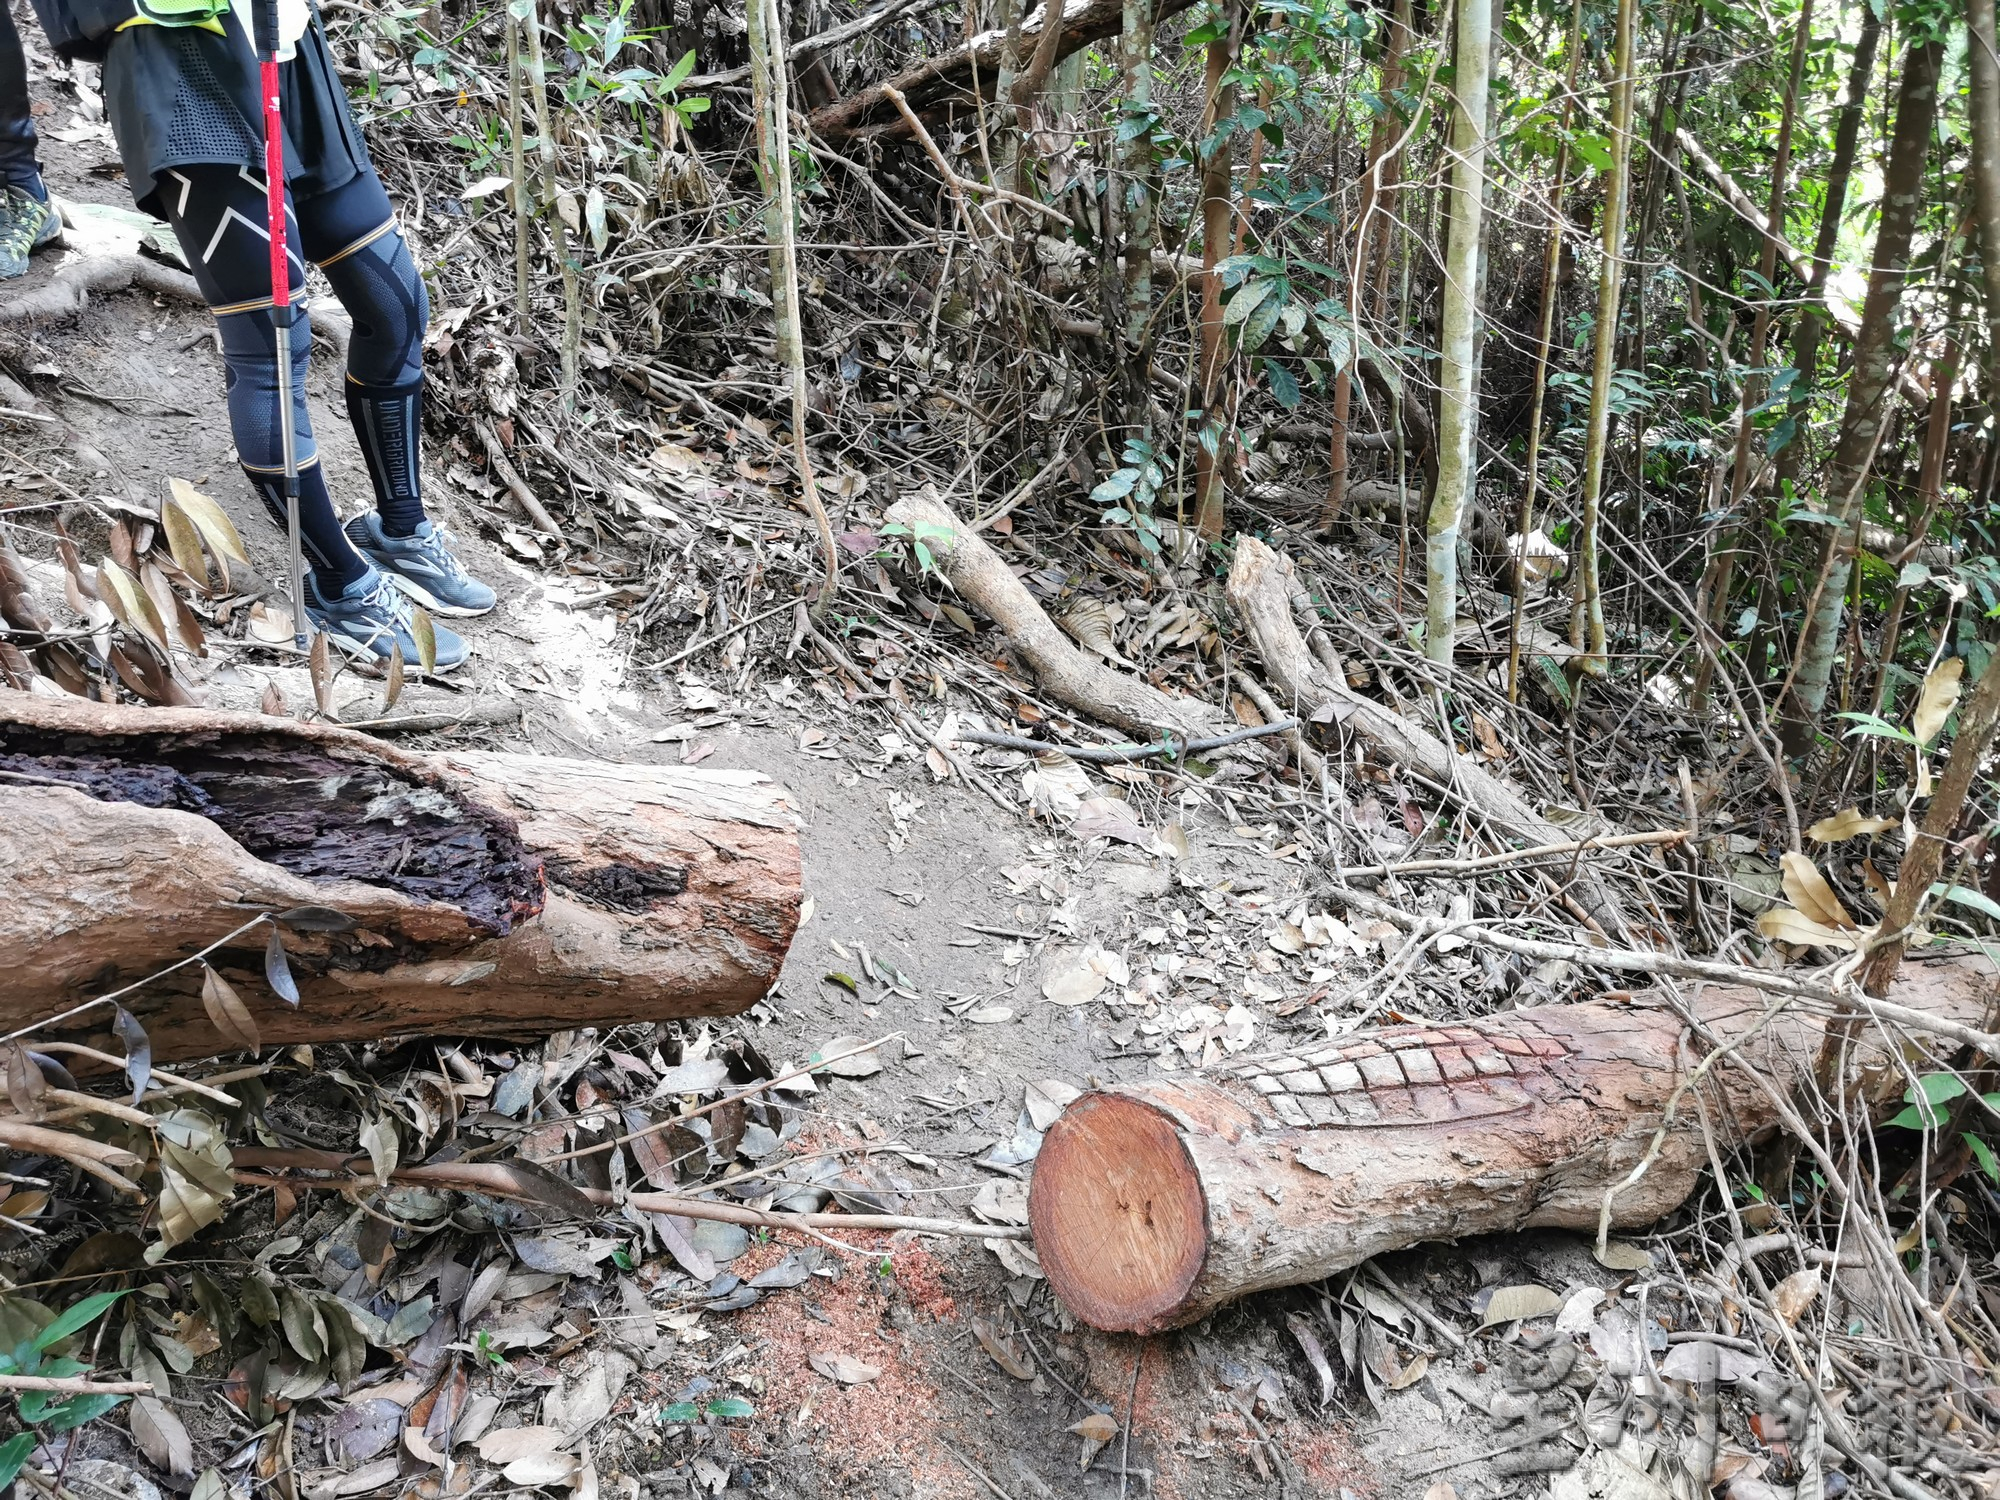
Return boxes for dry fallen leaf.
[1042,944,1129,1006]
[1479,1284,1563,1327]
[971,1317,1035,1379]
[1913,656,1965,747]
[1779,851,1856,929]
[200,965,260,1054]
[1756,905,1861,951]
[808,1350,881,1385]
[1772,1265,1822,1326]
[475,1426,569,1464]
[1071,1411,1118,1468]
[1808,807,1898,842]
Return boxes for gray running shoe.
[344,513,498,618]
[0,188,60,280]
[303,566,468,672]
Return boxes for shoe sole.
[313,618,468,675]
[376,567,498,619]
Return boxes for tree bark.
[1966,0,2000,489]
[1227,535,1629,933]
[1772,5,1881,501]
[1858,659,2000,994]
[1422,0,1493,666]
[1782,38,1942,753]
[1190,10,1238,541]
[884,488,1235,740]
[1688,0,1814,716]
[1,693,800,1057]
[1571,0,1637,678]
[1506,0,1584,702]
[1030,962,1998,1332]
[1116,0,1158,426]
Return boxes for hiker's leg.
[153,163,369,593]
[296,168,428,536]
[0,4,45,201]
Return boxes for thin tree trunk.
[1966,0,2000,476]
[1506,0,1584,702]
[1689,0,1814,715]
[1859,658,2000,994]
[991,0,1026,191]
[1118,0,1157,428]
[747,0,795,370]
[1867,259,1965,722]
[1191,10,1239,541]
[1571,0,1638,677]
[1781,38,1942,752]
[1423,0,1492,667]
[521,0,579,405]
[1326,0,1412,528]
[1771,6,1884,497]
[508,6,528,335]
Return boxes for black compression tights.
[153,165,430,593]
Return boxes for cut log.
[810,0,1198,139]
[1226,534,1629,933]
[2,691,800,1058]
[1028,961,1995,1332]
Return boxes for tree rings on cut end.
[1028,1091,1207,1333]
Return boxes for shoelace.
[415,527,472,583]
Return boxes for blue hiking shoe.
[0,187,60,281]
[303,566,468,673]
[343,514,498,618]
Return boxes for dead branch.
[884,487,1238,741]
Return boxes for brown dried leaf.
[383,643,405,712]
[1479,1284,1562,1327]
[1756,905,1860,951]
[1772,1266,1821,1326]
[2,1044,45,1120]
[261,681,286,718]
[200,964,260,1054]
[309,630,333,716]
[1779,852,1856,930]
[412,607,437,675]
[132,1395,195,1476]
[1913,656,1965,748]
[475,1426,569,1464]
[1807,807,1897,842]
[97,559,169,654]
[807,1350,880,1384]
[971,1317,1034,1379]
[159,493,209,588]
[169,479,249,565]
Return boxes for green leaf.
[0,1431,33,1489]
[1965,1133,2000,1185]
[662,47,697,91]
[707,1397,755,1418]
[1931,883,2000,923]
[1836,711,1918,745]
[1904,1072,1968,1108]
[1264,359,1302,410]
[1091,472,1137,504]
[32,1291,128,1354]
[1223,277,1274,327]
[1571,132,1612,170]
[660,1402,699,1423]
[33,1391,128,1431]
[1240,292,1283,353]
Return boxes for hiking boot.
[303,566,468,672]
[344,513,498,618]
[0,188,60,280]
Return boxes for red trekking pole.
[254,0,307,652]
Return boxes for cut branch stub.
[1029,965,1998,1332]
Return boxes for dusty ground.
[0,33,1658,1500]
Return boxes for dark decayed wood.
[3,691,801,1058]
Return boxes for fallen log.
[1227,533,1630,934]
[2,691,800,1058]
[885,487,1238,743]
[810,0,1198,139]
[1028,961,1997,1332]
